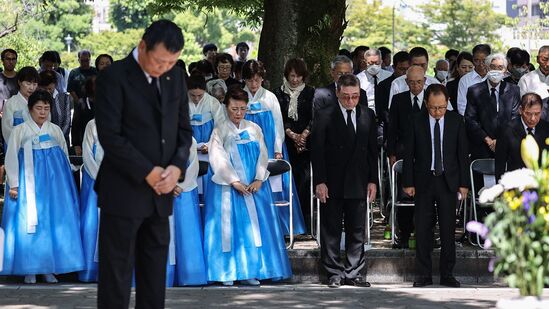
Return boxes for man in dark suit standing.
[95,20,192,308]
[312,74,378,288]
[403,84,470,288]
[387,66,426,248]
[496,92,549,180]
[465,53,521,160]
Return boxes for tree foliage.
[110,0,155,31]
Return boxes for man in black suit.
[312,55,368,112]
[312,74,378,288]
[403,84,470,288]
[387,66,426,247]
[465,53,521,160]
[95,20,192,308]
[496,92,549,180]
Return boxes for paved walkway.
[0,283,546,308]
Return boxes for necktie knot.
[413,96,420,112]
[491,87,496,94]
[527,127,534,135]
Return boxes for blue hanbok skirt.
[78,169,99,282]
[203,140,292,282]
[192,119,214,144]
[166,188,208,286]
[1,146,84,275]
[245,111,306,235]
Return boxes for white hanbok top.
[388,75,440,109]
[176,138,199,192]
[244,86,285,153]
[356,69,392,111]
[82,119,104,179]
[209,119,270,186]
[188,92,226,128]
[518,69,549,100]
[2,92,30,143]
[5,120,67,188]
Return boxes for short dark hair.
[521,92,543,109]
[28,89,53,110]
[38,70,57,87]
[40,51,58,64]
[445,49,459,59]
[393,51,410,65]
[451,52,474,78]
[95,54,113,68]
[202,43,218,55]
[379,46,391,59]
[195,59,215,76]
[224,84,249,105]
[472,44,491,56]
[17,66,39,84]
[338,49,352,59]
[236,42,249,52]
[241,60,265,80]
[78,50,91,58]
[336,74,360,91]
[425,84,449,102]
[1,49,17,60]
[409,47,429,62]
[284,58,309,80]
[187,74,207,90]
[509,49,530,66]
[142,20,184,53]
[215,53,234,70]
[506,47,521,59]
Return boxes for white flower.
[498,168,538,191]
[479,184,504,203]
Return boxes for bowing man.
[495,93,549,180]
[403,84,470,288]
[311,74,378,288]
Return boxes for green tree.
[110,0,155,31]
[420,0,508,53]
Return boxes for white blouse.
[188,92,226,127]
[82,119,104,179]
[176,138,199,192]
[244,86,285,153]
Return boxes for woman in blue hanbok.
[188,74,226,208]
[166,138,208,287]
[241,60,306,236]
[203,87,292,286]
[78,119,103,282]
[1,90,84,284]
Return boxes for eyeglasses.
[427,106,447,112]
[407,80,424,86]
[341,94,360,101]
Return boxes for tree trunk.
[258,0,347,90]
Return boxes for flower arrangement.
[467,135,549,297]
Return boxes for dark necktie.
[151,77,161,102]
[346,109,355,139]
[373,75,378,88]
[527,127,534,136]
[490,87,497,112]
[413,96,420,113]
[434,119,443,176]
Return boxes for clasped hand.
[146,165,182,195]
[231,180,262,196]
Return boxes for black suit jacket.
[464,80,520,158]
[403,110,470,192]
[311,103,378,199]
[387,90,425,158]
[495,118,549,180]
[95,53,193,218]
[446,78,459,112]
[375,74,397,126]
[71,97,95,148]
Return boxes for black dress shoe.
[440,276,460,287]
[413,278,433,287]
[327,277,341,288]
[345,277,371,287]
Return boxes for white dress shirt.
[518,68,549,99]
[521,117,535,135]
[338,101,356,130]
[132,48,160,92]
[457,70,487,115]
[388,75,439,109]
[356,69,392,111]
[410,91,424,109]
[429,114,444,171]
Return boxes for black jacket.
[387,90,425,158]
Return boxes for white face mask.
[366,64,381,76]
[487,70,505,84]
[435,70,448,81]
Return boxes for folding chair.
[377,136,386,218]
[390,159,414,245]
[468,158,495,249]
[267,159,294,249]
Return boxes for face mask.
[435,71,448,81]
[366,64,381,76]
[510,67,528,80]
[487,70,504,84]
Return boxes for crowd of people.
[0,32,548,291]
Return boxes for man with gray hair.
[465,52,520,161]
[312,55,368,112]
[433,59,449,85]
[518,45,549,99]
[68,49,98,102]
[312,73,378,288]
[356,48,392,112]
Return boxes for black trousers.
[98,211,170,309]
[287,147,311,233]
[320,198,366,281]
[414,174,456,280]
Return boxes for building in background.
[503,0,549,52]
[85,0,111,33]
